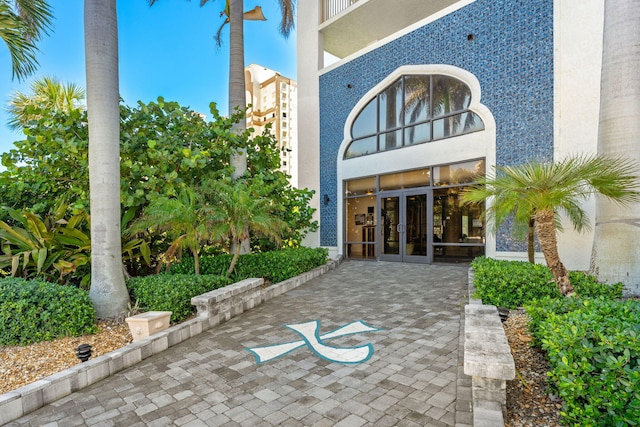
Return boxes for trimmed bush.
[0,278,98,346]
[127,274,232,323]
[526,297,640,426]
[470,257,623,308]
[470,257,560,308]
[169,247,329,283]
[570,271,624,300]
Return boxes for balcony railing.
[322,0,360,22]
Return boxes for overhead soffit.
[321,0,460,59]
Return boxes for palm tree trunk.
[228,0,250,255]
[227,239,242,277]
[591,0,640,295]
[191,247,200,275]
[229,0,247,180]
[534,209,575,297]
[84,0,130,318]
[527,218,535,264]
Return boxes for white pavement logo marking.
[247,320,381,364]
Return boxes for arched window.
[345,75,485,159]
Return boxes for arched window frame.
[336,64,498,262]
[344,71,485,159]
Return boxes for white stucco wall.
[297,1,322,248]
[553,0,604,271]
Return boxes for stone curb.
[465,267,515,427]
[0,257,342,426]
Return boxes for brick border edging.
[0,257,342,425]
[464,267,515,427]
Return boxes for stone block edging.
[0,257,342,425]
[464,267,516,427]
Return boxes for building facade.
[245,64,298,184]
[297,0,604,269]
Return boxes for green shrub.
[526,298,640,426]
[0,278,98,346]
[470,257,623,308]
[170,247,329,283]
[569,271,624,300]
[525,296,590,345]
[127,274,232,323]
[470,257,560,308]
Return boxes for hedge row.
[0,278,97,346]
[127,274,232,323]
[470,257,623,308]
[169,247,329,283]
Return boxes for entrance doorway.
[342,159,486,263]
[379,190,430,263]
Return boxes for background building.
[245,64,298,185]
[297,0,605,270]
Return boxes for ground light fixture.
[76,344,92,362]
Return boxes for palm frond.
[276,0,295,38]
[14,0,53,40]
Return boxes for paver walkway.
[8,261,472,427]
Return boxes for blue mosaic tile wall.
[319,0,554,251]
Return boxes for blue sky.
[0,0,297,156]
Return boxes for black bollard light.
[497,307,510,323]
[76,344,92,362]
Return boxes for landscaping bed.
[472,257,639,427]
[504,309,562,427]
[0,320,131,395]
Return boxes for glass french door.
[378,189,430,263]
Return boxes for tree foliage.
[0,202,91,286]
[6,75,85,130]
[206,178,289,276]
[130,187,216,275]
[0,97,317,279]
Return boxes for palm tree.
[462,155,640,297]
[148,0,294,256]
[130,188,215,275]
[84,0,130,318]
[0,0,52,81]
[6,75,85,129]
[208,179,288,277]
[147,0,295,180]
[591,0,640,294]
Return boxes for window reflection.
[351,98,377,139]
[379,168,430,191]
[405,122,431,146]
[433,112,484,140]
[346,136,377,158]
[403,75,430,124]
[345,74,484,159]
[433,187,485,261]
[343,159,485,262]
[433,159,485,186]
[380,79,403,131]
[345,176,376,197]
[432,75,471,117]
[380,130,402,151]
